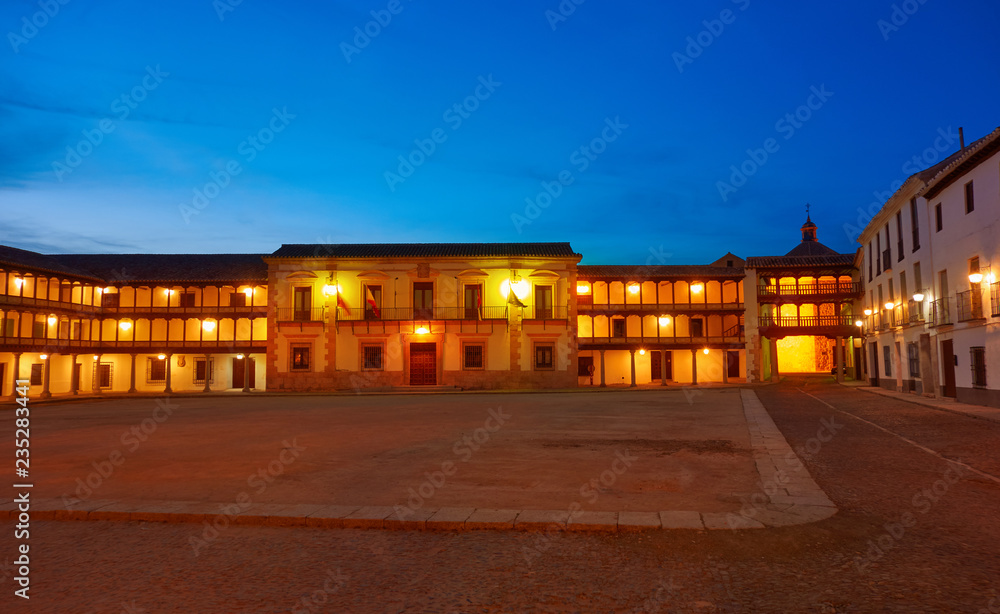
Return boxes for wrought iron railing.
[335,306,509,322]
[956,290,983,322]
[992,283,1000,318]
[277,307,325,322]
[931,298,952,326]
[908,300,924,323]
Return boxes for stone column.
[92,354,101,393]
[243,354,251,393]
[835,336,844,383]
[40,355,52,399]
[660,350,667,385]
[691,349,698,385]
[629,349,636,387]
[203,354,212,392]
[769,337,780,382]
[599,349,606,387]
[128,353,137,393]
[70,354,79,395]
[12,352,21,394]
[722,351,729,384]
[164,354,173,394]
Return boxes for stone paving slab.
[0,390,840,533]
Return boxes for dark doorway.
[0,363,5,396]
[727,351,740,378]
[612,318,626,339]
[232,357,256,389]
[410,343,437,385]
[853,346,862,381]
[941,339,957,397]
[650,351,672,380]
[691,318,704,338]
[72,362,81,392]
[869,342,879,386]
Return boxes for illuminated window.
[291,345,311,371]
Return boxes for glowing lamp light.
[415,326,429,335]
[702,348,710,355]
[855,320,863,327]
[13,277,24,288]
[500,278,530,301]
[40,354,48,360]
[93,355,99,360]
[157,354,166,360]
[912,293,924,302]
[638,349,646,356]
[243,288,253,297]
[119,321,132,331]
[322,284,338,296]
[864,309,872,316]
[576,284,591,295]
[202,320,216,332]
[969,272,984,284]
[164,289,175,296]
[236,353,244,360]
[47,316,57,326]
[987,273,996,284]
[627,283,640,295]
[658,316,671,326]
[104,287,114,293]
[884,302,895,310]
[691,283,704,294]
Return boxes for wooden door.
[293,287,311,321]
[72,363,81,392]
[0,363,5,396]
[691,318,704,338]
[409,343,436,385]
[727,351,740,378]
[535,285,553,319]
[869,343,879,386]
[232,357,256,389]
[464,284,482,320]
[941,339,957,397]
[650,350,661,380]
[413,283,433,319]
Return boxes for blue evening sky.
[1,0,998,264]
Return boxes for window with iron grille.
[147,357,167,383]
[883,345,892,377]
[970,347,986,388]
[907,343,919,378]
[194,358,214,384]
[535,344,554,370]
[94,363,113,389]
[362,344,383,371]
[992,282,1000,317]
[463,343,485,370]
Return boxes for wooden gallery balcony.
[757,315,857,338]
[757,280,861,302]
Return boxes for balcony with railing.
[277,307,326,323]
[577,301,743,313]
[758,314,857,336]
[956,290,984,322]
[931,298,952,326]
[992,283,1000,318]
[908,300,924,324]
[335,306,511,322]
[757,280,861,299]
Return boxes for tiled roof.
[50,254,268,284]
[577,264,744,279]
[919,126,1000,199]
[268,243,581,259]
[0,245,100,280]
[784,240,840,257]
[745,254,857,269]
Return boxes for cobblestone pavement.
[3,376,1000,613]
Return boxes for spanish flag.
[365,286,380,318]
[337,292,350,315]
